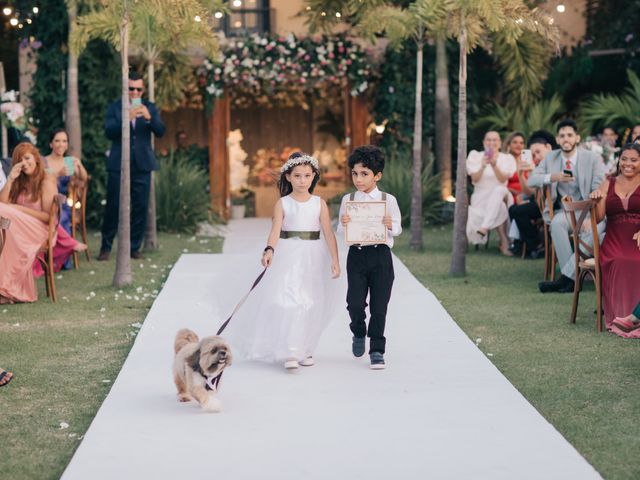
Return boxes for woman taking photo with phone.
[466,130,517,256]
[0,143,57,303]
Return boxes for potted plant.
[230,188,254,219]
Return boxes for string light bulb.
[556,4,565,13]
[232,0,242,7]
[214,11,223,19]
[335,12,341,18]
[194,15,201,22]
[33,6,39,14]
[9,18,18,26]
[3,7,12,16]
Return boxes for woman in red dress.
[591,143,640,337]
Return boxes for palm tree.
[435,35,451,200]
[304,0,447,251]
[473,94,564,138]
[65,0,82,158]
[444,1,558,276]
[71,0,222,286]
[580,69,640,136]
[130,1,222,250]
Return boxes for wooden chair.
[538,185,557,281]
[36,194,64,303]
[561,197,603,331]
[0,216,10,257]
[68,176,91,268]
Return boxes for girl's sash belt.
[280,230,320,240]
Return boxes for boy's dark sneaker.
[352,336,365,357]
[369,352,385,370]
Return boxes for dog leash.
[216,266,268,335]
[206,267,268,391]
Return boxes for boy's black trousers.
[346,244,394,354]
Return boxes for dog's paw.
[202,397,222,413]
[177,393,193,403]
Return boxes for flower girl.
[225,152,340,370]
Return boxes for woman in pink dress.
[0,143,58,303]
[590,143,640,337]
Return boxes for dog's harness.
[195,364,223,392]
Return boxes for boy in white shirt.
[338,145,402,369]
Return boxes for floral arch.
[199,33,374,218]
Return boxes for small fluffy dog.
[173,328,232,413]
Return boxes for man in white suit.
[528,119,606,293]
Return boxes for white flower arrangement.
[582,136,620,174]
[199,33,372,109]
[280,154,319,173]
[1,90,36,142]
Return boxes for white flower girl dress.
[225,195,340,363]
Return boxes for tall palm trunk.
[66,2,82,157]
[409,37,424,251]
[435,35,452,200]
[144,59,158,250]
[450,13,468,276]
[113,6,133,287]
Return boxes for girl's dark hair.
[49,128,68,145]
[277,151,321,197]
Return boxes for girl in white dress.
[225,152,340,370]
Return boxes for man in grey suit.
[528,119,606,293]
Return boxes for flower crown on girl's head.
[280,154,319,173]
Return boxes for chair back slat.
[561,197,600,263]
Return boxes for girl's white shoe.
[299,356,315,367]
[284,359,299,370]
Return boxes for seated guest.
[32,225,87,278]
[530,119,605,293]
[508,130,555,259]
[503,132,528,254]
[466,131,517,256]
[504,132,528,204]
[611,300,640,336]
[43,129,88,234]
[0,143,57,303]
[590,143,640,336]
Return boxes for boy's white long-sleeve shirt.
[336,186,402,248]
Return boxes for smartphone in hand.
[563,169,573,177]
[521,149,534,170]
[131,98,142,108]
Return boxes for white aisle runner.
[62,219,600,479]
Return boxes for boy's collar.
[361,186,380,196]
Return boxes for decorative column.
[208,96,231,220]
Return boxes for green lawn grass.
[2,224,638,479]
[394,226,640,480]
[0,231,223,480]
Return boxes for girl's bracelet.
[263,246,274,255]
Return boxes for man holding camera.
[98,71,165,261]
[528,119,605,293]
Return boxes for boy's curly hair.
[348,145,385,174]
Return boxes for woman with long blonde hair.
[0,142,57,303]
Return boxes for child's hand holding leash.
[262,246,274,267]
